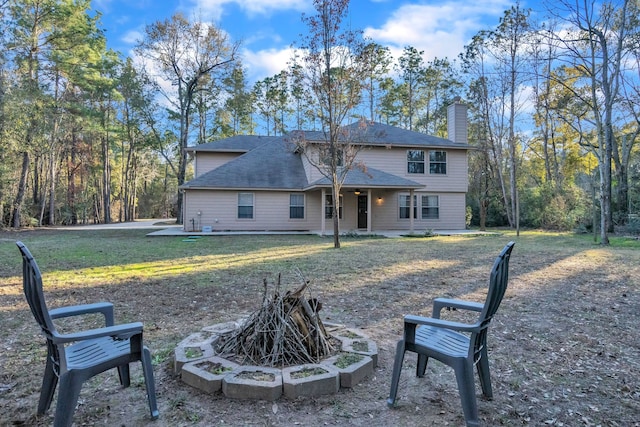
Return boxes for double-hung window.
[399,194,417,219]
[325,194,343,219]
[421,195,439,219]
[321,148,344,167]
[237,193,254,219]
[429,150,447,174]
[407,150,425,174]
[289,193,305,219]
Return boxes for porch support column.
[367,189,372,233]
[321,188,326,236]
[409,188,415,234]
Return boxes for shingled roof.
[186,135,278,153]
[297,121,469,149]
[308,167,423,190]
[181,122,468,191]
[181,138,308,190]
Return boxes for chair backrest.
[469,241,515,362]
[480,241,515,327]
[16,241,57,340]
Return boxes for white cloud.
[241,47,296,82]
[121,29,144,45]
[93,0,113,12]
[364,1,511,62]
[189,0,309,22]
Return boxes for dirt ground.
[1,229,639,427]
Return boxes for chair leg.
[416,354,429,378]
[454,360,479,427]
[117,364,131,388]
[38,356,58,414]
[54,372,83,427]
[476,350,493,399]
[141,346,159,420]
[387,340,406,408]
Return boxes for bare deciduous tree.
[549,0,636,244]
[290,0,370,248]
[136,13,238,224]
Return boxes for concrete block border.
[340,338,379,368]
[173,342,216,375]
[176,321,377,399]
[181,356,240,394]
[282,363,339,399]
[222,366,283,401]
[321,353,374,388]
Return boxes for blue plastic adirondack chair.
[388,241,515,427]
[17,241,159,427]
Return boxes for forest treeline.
[0,0,638,243]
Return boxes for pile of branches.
[215,274,334,367]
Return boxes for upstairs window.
[237,193,254,219]
[321,148,344,167]
[429,150,447,174]
[289,193,305,219]
[421,195,440,219]
[407,150,425,174]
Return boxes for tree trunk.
[68,131,78,225]
[332,181,341,249]
[11,152,30,228]
[479,198,487,231]
[102,133,111,224]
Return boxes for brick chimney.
[447,97,468,144]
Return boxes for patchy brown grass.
[0,229,638,426]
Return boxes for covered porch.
[306,167,425,235]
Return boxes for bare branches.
[135,12,239,224]
[215,274,334,367]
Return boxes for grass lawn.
[0,228,638,426]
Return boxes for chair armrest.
[51,322,144,344]
[404,314,480,333]
[49,302,115,326]
[432,298,484,319]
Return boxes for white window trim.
[399,194,417,219]
[289,193,305,220]
[237,192,254,220]
[421,194,440,219]
[429,150,447,175]
[325,194,343,219]
[407,150,425,174]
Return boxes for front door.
[357,195,367,229]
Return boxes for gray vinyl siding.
[302,146,467,192]
[195,153,241,178]
[183,189,465,232]
[356,147,468,192]
[183,190,322,232]
[370,191,466,230]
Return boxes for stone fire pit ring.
[174,320,377,400]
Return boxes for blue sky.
[94,0,544,84]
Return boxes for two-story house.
[180,101,470,234]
